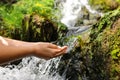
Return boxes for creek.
[0,0,102,80]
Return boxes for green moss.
[0,0,59,38]
[89,0,120,12]
[89,8,120,79]
[90,8,120,41]
[56,2,120,80]
[21,14,59,42]
[73,8,120,80]
[58,7,120,79]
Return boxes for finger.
[61,46,68,51]
[54,50,66,57]
[52,46,68,54]
[54,46,68,57]
[48,43,59,49]
[46,46,68,59]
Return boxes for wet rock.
[83,19,97,25]
[75,6,101,27]
[58,8,120,80]
[89,0,120,12]
[22,14,59,42]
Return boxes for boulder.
[58,8,120,80]
[21,13,58,42]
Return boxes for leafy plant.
[1,0,56,27]
[0,0,59,38]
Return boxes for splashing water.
[0,57,64,80]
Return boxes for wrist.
[26,43,36,56]
[19,43,36,56]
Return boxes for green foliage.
[0,0,62,39]
[90,8,120,41]
[89,9,120,79]
[1,0,55,27]
[111,49,120,59]
[21,14,59,42]
[70,8,120,80]
[57,22,68,39]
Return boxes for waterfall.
[60,0,102,28]
[59,0,102,37]
[0,0,102,80]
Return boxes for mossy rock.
[89,0,120,12]
[0,12,67,42]
[87,8,120,80]
[58,8,120,80]
[21,13,58,42]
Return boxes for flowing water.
[60,0,102,28]
[60,0,102,37]
[0,0,101,80]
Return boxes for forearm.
[0,36,68,64]
[0,36,34,64]
[1,36,34,46]
[0,44,32,64]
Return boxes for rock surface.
[58,8,120,80]
[21,14,58,42]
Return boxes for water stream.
[0,0,101,80]
[60,0,102,28]
[59,0,102,37]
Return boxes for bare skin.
[0,36,68,64]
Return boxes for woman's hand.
[32,42,68,60]
[0,36,68,64]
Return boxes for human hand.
[32,42,68,60]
